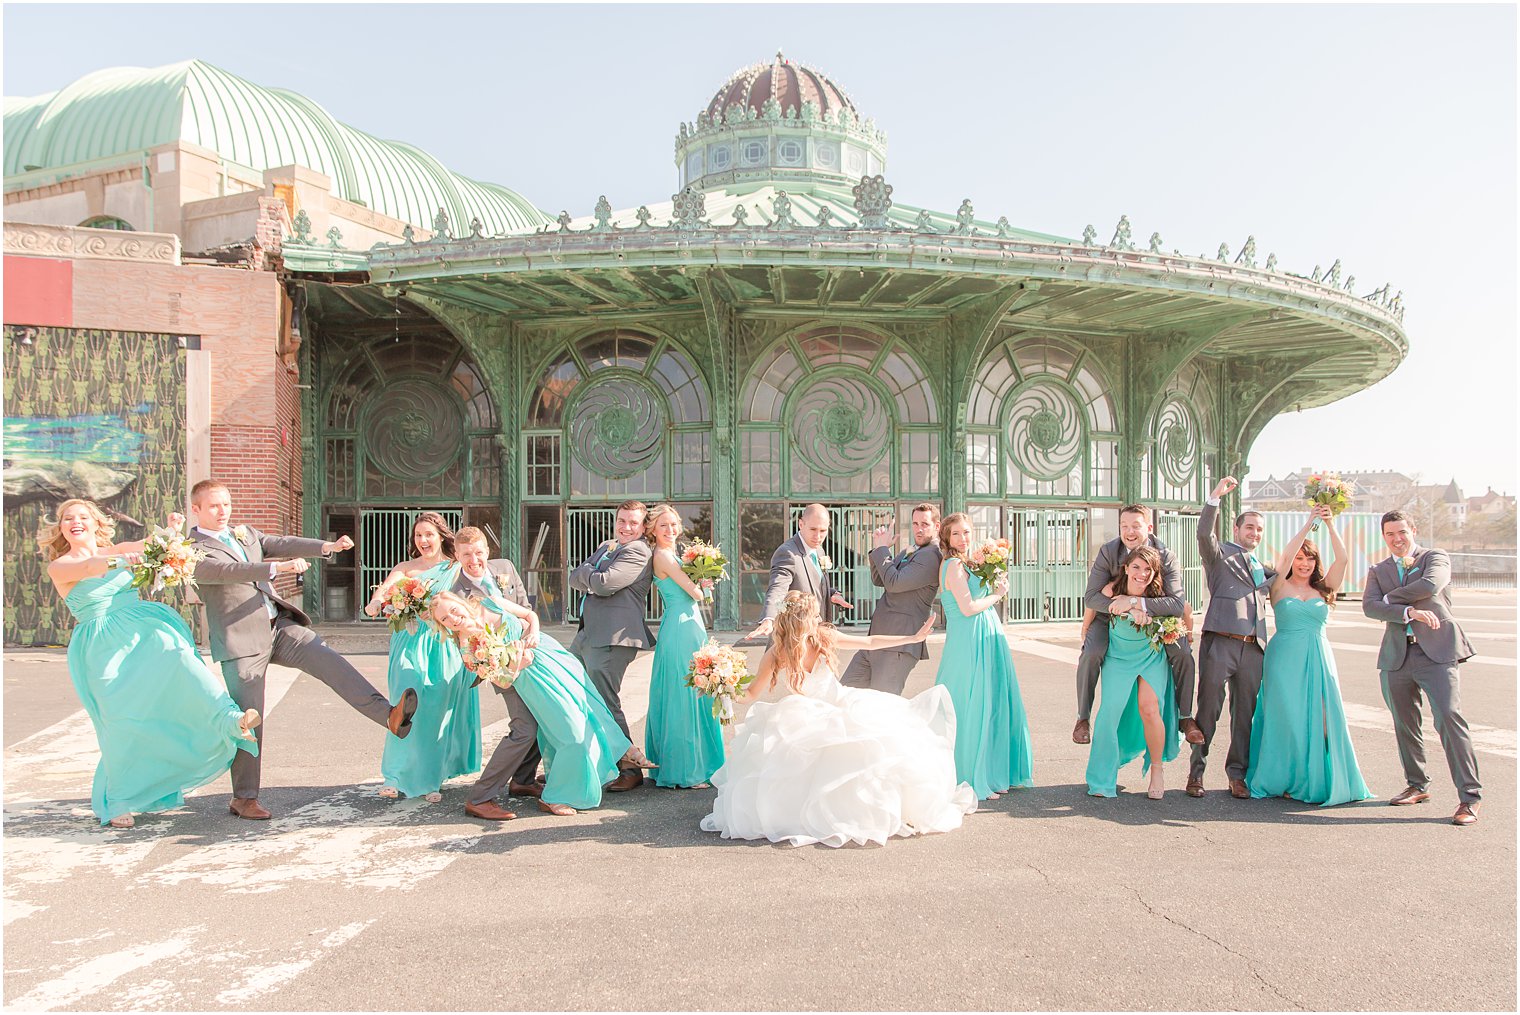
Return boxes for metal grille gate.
[787,504,893,626]
[358,509,463,615]
[1154,511,1205,608]
[1003,508,1090,622]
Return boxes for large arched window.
[79,216,134,230]
[739,325,938,498]
[522,329,711,500]
[965,335,1118,499]
[1140,362,1216,504]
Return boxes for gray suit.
[840,542,942,694]
[1191,502,1278,783]
[450,560,543,805]
[1073,535,1196,723]
[569,539,654,746]
[763,533,838,624]
[1364,548,1480,803]
[192,526,395,799]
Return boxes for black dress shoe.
[387,688,418,738]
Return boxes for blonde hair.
[428,589,486,642]
[643,503,682,545]
[37,499,115,560]
[770,591,838,694]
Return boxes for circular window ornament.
[567,371,667,479]
[1156,396,1199,487]
[790,372,891,476]
[362,377,466,481]
[1006,379,1083,481]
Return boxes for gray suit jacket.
[1083,534,1187,617]
[1197,503,1276,641]
[450,559,529,610]
[763,533,837,624]
[864,542,943,660]
[191,526,325,663]
[569,539,654,651]
[1362,548,1474,669]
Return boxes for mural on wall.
[3,326,188,646]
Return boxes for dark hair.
[1292,538,1338,608]
[938,512,970,560]
[412,511,456,559]
[1234,509,1265,528]
[1118,545,1165,599]
[1381,509,1415,531]
[1119,503,1150,522]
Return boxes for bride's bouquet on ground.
[459,623,526,690]
[680,539,729,601]
[113,522,205,594]
[1304,473,1352,530]
[967,536,1013,587]
[377,576,436,634]
[687,640,753,725]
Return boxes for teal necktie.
[479,573,501,599]
[219,531,247,562]
[809,550,820,570]
[1396,560,1413,636]
[1247,553,1265,588]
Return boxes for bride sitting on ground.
[700,591,976,848]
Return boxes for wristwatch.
[1128,596,1138,609]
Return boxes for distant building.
[1467,487,1516,519]
[1244,468,1417,515]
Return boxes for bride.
[701,591,977,848]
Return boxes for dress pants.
[1189,632,1264,782]
[1381,642,1481,803]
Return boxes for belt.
[1211,631,1258,644]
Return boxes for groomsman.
[188,479,416,820]
[450,527,539,820]
[1072,504,1202,747]
[749,503,853,640]
[1190,476,1276,799]
[840,504,943,695]
[569,500,656,791]
[1363,510,1481,825]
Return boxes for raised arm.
[1271,512,1319,597]
[579,540,652,597]
[1321,511,1350,591]
[871,545,940,595]
[193,556,283,585]
[943,558,1004,617]
[1384,548,1451,605]
[257,533,331,560]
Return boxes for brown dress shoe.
[1390,786,1431,806]
[387,688,419,738]
[1185,778,1205,798]
[508,781,543,799]
[539,800,577,816]
[1453,802,1480,826]
[1228,778,1249,799]
[228,797,272,820]
[464,801,517,821]
[1072,719,1091,745]
[1180,718,1205,745]
[606,769,644,792]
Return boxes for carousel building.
[4,54,1409,642]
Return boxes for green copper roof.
[4,59,551,235]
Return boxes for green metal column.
[296,298,322,618]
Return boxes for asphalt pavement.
[3,590,1514,1011]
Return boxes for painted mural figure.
[188,479,418,821]
[839,504,944,696]
[363,512,481,803]
[1245,507,1373,807]
[41,498,259,828]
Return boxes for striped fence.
[1257,512,1517,593]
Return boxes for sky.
[4,3,1516,497]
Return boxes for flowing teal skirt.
[1085,621,1180,797]
[380,622,481,797]
[514,633,633,809]
[645,578,724,787]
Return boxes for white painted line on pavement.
[5,928,200,1011]
[1328,641,1518,668]
[1327,619,1515,639]
[214,921,374,1005]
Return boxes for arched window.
[1140,362,1216,504]
[522,329,711,500]
[966,335,1118,499]
[740,325,937,498]
[79,216,133,231]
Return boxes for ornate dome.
[703,52,858,123]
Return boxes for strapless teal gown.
[489,611,632,809]
[645,575,724,787]
[933,561,1034,799]
[380,562,481,797]
[1246,597,1373,806]
[1085,617,1180,797]
[63,569,257,824]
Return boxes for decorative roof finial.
[852,174,893,229]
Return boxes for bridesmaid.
[363,512,480,802]
[42,498,259,828]
[430,591,632,815]
[1085,546,1181,800]
[644,504,723,788]
[933,513,1034,800]
[1246,507,1373,806]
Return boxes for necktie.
[218,530,247,562]
[1396,560,1414,637]
[595,545,613,567]
[1247,553,1265,588]
[809,550,820,570]
[478,573,501,599]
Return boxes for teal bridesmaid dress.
[488,610,632,810]
[379,562,481,797]
[645,575,724,787]
[63,569,257,824]
[1246,597,1373,806]
[933,560,1034,799]
[1085,617,1180,797]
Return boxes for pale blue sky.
[5,3,1516,496]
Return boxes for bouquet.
[686,639,754,725]
[112,523,205,594]
[1147,615,1185,651]
[679,539,729,602]
[376,575,436,634]
[459,622,527,690]
[1304,473,1352,530]
[966,537,1013,588]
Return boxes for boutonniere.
[816,553,833,571]
[233,525,250,544]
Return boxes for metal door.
[787,504,893,626]
[1003,508,1089,622]
[358,508,464,614]
[565,507,663,624]
[1154,511,1204,607]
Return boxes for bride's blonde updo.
[36,498,115,561]
[770,590,839,694]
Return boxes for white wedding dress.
[700,660,977,848]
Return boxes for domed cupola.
[674,52,887,191]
